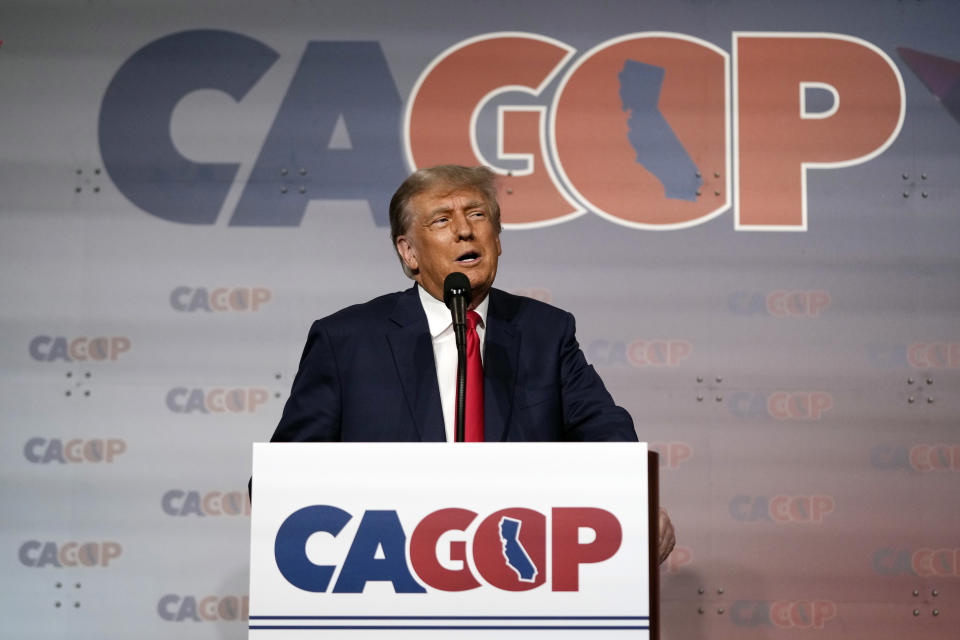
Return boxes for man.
[269,165,675,563]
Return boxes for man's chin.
[467,279,494,307]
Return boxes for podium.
[249,442,660,638]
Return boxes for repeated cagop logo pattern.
[12,19,957,638]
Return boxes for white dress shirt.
[417,284,488,442]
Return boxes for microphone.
[443,272,472,442]
[443,272,472,345]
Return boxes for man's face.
[396,186,501,307]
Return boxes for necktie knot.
[467,310,481,332]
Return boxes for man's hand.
[657,507,675,565]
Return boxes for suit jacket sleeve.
[270,319,343,442]
[557,311,638,442]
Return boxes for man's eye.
[469,211,486,218]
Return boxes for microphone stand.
[453,316,467,443]
[444,272,471,442]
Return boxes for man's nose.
[452,213,474,239]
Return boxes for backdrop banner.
[1,1,958,639]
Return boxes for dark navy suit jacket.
[270,285,636,443]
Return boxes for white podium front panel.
[249,442,649,639]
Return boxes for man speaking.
[268,164,675,563]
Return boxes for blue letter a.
[231,41,406,227]
[333,510,426,593]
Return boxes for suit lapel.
[483,289,519,442]
[386,286,446,442]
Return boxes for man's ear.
[396,236,418,272]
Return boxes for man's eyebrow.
[427,200,487,216]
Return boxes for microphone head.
[443,272,472,309]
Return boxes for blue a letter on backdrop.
[231,41,406,227]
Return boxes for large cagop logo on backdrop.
[274,505,621,593]
[99,30,904,231]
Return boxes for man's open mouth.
[456,251,480,263]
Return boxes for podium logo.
[158,594,248,622]
[731,600,837,629]
[275,506,621,594]
[161,489,251,516]
[170,286,272,312]
[729,495,835,523]
[166,387,270,414]
[24,438,126,464]
[19,541,122,568]
[29,336,131,362]
[586,339,692,367]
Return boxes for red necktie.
[462,310,484,442]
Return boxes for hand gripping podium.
[249,443,660,639]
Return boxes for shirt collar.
[417,283,489,338]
